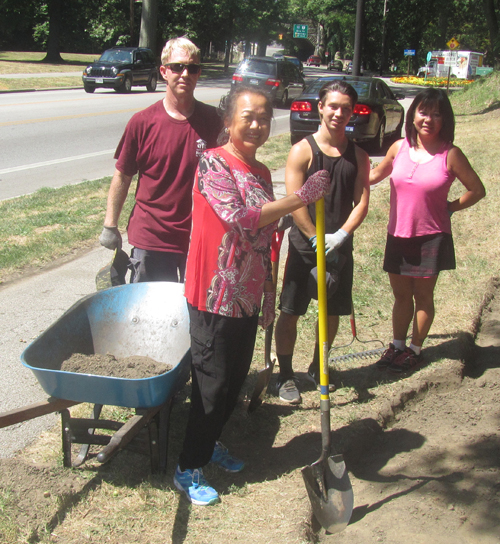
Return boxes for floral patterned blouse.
[184,147,278,318]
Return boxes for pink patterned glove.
[258,291,276,330]
[294,169,330,206]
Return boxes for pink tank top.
[388,139,455,238]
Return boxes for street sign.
[447,37,460,50]
[404,49,416,56]
[426,51,432,62]
[293,24,308,39]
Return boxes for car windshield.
[238,60,274,75]
[305,78,371,100]
[99,50,133,64]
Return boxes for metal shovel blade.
[95,249,130,291]
[248,322,275,412]
[302,453,354,534]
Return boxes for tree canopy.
[0,0,497,68]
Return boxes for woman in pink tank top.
[369,88,485,374]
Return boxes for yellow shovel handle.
[315,197,329,400]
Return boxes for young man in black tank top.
[274,80,370,403]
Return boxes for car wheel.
[373,120,386,152]
[146,73,157,92]
[118,75,132,93]
[83,84,95,94]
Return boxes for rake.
[329,302,386,364]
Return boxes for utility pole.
[352,0,364,76]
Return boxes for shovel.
[95,248,131,291]
[248,230,284,413]
[301,152,354,533]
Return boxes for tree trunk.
[139,0,158,51]
[483,0,499,66]
[353,0,364,76]
[43,0,63,63]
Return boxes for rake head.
[330,346,385,364]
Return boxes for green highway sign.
[293,24,308,39]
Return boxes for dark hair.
[217,86,273,145]
[318,80,358,108]
[405,88,455,146]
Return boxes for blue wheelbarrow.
[10,282,191,472]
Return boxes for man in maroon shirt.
[99,37,222,282]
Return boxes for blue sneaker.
[173,466,219,506]
[210,441,245,473]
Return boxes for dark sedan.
[289,76,405,151]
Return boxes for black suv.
[231,56,305,107]
[82,47,159,93]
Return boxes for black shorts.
[279,243,353,316]
[130,248,186,283]
[383,232,456,277]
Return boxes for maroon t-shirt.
[115,99,222,253]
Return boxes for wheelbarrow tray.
[21,282,191,409]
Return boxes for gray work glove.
[310,228,350,262]
[99,226,122,250]
[277,214,294,232]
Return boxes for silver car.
[232,56,305,108]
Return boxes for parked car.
[231,56,305,107]
[289,75,405,151]
[306,55,321,67]
[82,47,159,93]
[327,60,343,72]
[284,55,304,75]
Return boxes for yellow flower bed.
[390,76,474,87]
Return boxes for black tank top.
[289,135,358,255]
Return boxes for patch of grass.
[0,489,19,542]
[0,51,97,73]
[0,76,83,91]
[450,70,500,115]
[0,177,136,282]
[257,132,291,171]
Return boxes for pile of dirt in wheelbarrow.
[60,353,172,379]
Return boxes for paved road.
[0,81,291,201]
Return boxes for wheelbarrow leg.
[61,404,103,468]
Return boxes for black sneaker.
[306,362,336,392]
[276,376,301,404]
[375,343,404,370]
[388,347,423,373]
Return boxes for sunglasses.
[164,63,201,75]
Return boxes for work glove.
[99,226,122,250]
[259,291,276,330]
[277,214,294,232]
[294,170,330,206]
[310,229,349,262]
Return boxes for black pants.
[179,304,258,470]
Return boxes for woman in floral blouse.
[173,86,331,506]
